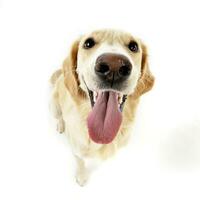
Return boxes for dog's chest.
[62,99,134,159]
[59,85,136,159]
[61,96,103,156]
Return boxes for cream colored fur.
[50,29,154,186]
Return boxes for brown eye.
[128,41,138,52]
[83,38,95,49]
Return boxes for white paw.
[75,171,88,186]
[57,120,65,133]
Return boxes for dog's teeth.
[93,91,97,102]
[94,91,97,97]
[118,95,123,104]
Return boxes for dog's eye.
[83,38,95,49]
[128,41,138,52]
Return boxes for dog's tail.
[50,69,62,85]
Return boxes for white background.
[0,0,200,199]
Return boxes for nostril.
[96,63,110,75]
[119,65,131,76]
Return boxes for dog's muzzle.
[95,53,132,87]
[83,53,131,144]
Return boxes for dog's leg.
[56,117,65,133]
[75,156,88,186]
[51,91,65,133]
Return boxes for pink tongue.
[87,91,122,144]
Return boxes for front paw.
[75,170,88,186]
[56,119,65,133]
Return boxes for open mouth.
[87,89,127,111]
[84,80,128,144]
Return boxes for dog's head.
[63,29,154,144]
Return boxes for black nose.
[95,53,132,83]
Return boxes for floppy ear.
[132,43,155,99]
[63,39,86,100]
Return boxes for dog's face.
[63,29,154,144]
[77,30,142,95]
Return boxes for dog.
[50,29,154,186]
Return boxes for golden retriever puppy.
[50,29,154,186]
